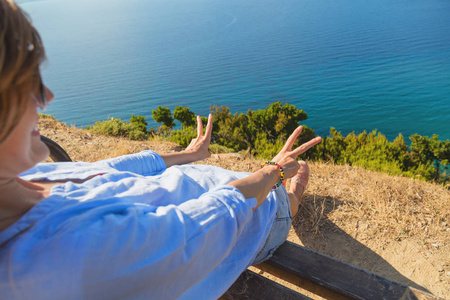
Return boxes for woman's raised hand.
[271,126,321,179]
[184,114,213,161]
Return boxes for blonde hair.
[0,0,46,143]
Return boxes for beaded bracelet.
[261,161,285,189]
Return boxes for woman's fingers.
[197,115,203,137]
[291,137,322,158]
[277,156,300,178]
[204,114,213,141]
[187,138,196,148]
[282,126,303,152]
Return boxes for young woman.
[0,1,321,298]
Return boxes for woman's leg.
[287,161,310,217]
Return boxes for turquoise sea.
[21,0,450,141]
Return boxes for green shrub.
[152,106,175,128]
[313,127,449,184]
[130,115,148,134]
[253,132,285,159]
[169,126,197,148]
[148,102,448,186]
[174,106,196,128]
[209,143,235,154]
[39,113,56,120]
[410,134,450,181]
[88,117,148,140]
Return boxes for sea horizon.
[22,0,450,142]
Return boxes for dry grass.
[287,162,450,298]
[39,115,450,298]
[294,161,449,246]
[39,116,181,162]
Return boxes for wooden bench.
[222,241,443,300]
[41,135,72,162]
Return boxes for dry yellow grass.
[298,161,449,244]
[38,115,450,299]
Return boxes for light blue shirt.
[0,151,279,299]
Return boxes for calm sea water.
[21,0,450,141]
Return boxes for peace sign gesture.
[271,126,322,178]
[184,114,213,161]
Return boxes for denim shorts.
[252,187,292,264]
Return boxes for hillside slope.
[39,116,450,299]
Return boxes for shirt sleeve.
[95,150,166,175]
[19,151,166,181]
[4,186,256,300]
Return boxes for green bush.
[313,127,449,184]
[144,102,449,186]
[130,115,148,134]
[152,106,175,128]
[87,116,148,140]
[410,134,450,181]
[209,143,235,154]
[211,105,250,151]
[253,132,285,159]
[39,113,56,120]
[174,106,196,128]
[169,126,197,148]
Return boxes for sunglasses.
[31,73,48,111]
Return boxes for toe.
[296,161,310,187]
[289,161,310,198]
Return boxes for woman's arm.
[89,115,212,175]
[228,126,322,209]
[22,186,256,300]
[227,164,280,209]
[159,114,213,168]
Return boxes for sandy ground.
[39,116,450,299]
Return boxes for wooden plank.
[256,262,350,300]
[221,270,312,300]
[258,241,443,300]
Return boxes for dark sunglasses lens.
[39,79,46,109]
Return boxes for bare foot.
[288,161,310,216]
